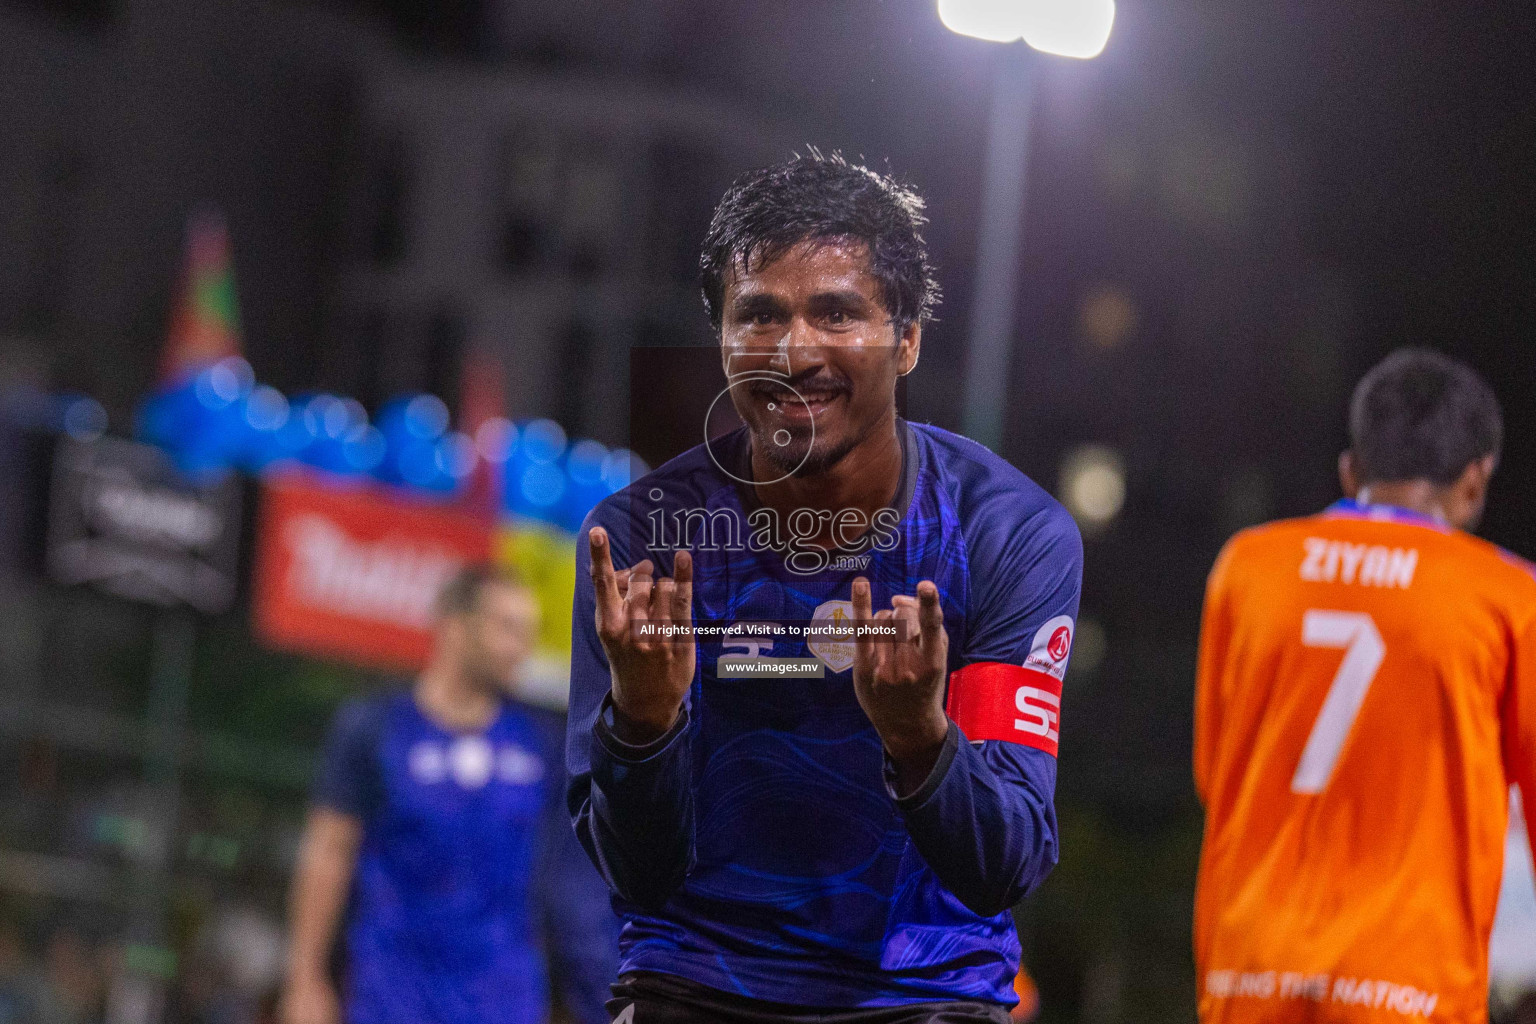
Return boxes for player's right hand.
[589,526,695,744]
[280,972,340,1024]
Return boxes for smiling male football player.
[567,152,1083,1023]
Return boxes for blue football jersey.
[567,422,1083,1006]
[317,693,612,1024]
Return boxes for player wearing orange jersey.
[1193,349,1536,1024]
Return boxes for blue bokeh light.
[130,371,630,527]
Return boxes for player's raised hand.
[589,527,695,743]
[851,577,950,784]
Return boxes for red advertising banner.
[252,472,492,671]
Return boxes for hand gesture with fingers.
[852,577,951,792]
[589,527,695,744]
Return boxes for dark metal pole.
[962,48,1035,452]
[109,607,196,1024]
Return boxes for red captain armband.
[945,662,1063,757]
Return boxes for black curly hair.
[1349,348,1503,485]
[699,150,940,335]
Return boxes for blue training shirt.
[316,691,616,1024]
[566,422,1083,1006]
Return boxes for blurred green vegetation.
[1022,805,1204,1023]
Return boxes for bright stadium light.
[937,0,1026,43]
[938,0,1116,59]
[1021,0,1115,59]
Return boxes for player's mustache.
[748,371,852,401]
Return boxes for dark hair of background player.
[698,149,940,334]
[435,563,526,618]
[1349,348,1503,486]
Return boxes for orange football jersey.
[1194,501,1536,1024]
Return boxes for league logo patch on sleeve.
[1024,615,1074,681]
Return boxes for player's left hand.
[852,577,950,792]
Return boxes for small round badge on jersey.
[1023,615,1075,681]
[407,741,447,784]
[449,736,495,789]
[496,744,545,786]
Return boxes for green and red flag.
[160,207,242,384]
[458,345,509,523]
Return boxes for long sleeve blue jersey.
[315,692,618,1024]
[566,422,1083,1006]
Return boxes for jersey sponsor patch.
[1023,615,1075,681]
[946,661,1063,756]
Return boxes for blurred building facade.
[325,64,790,440]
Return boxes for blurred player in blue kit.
[281,566,617,1024]
[568,153,1083,1021]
